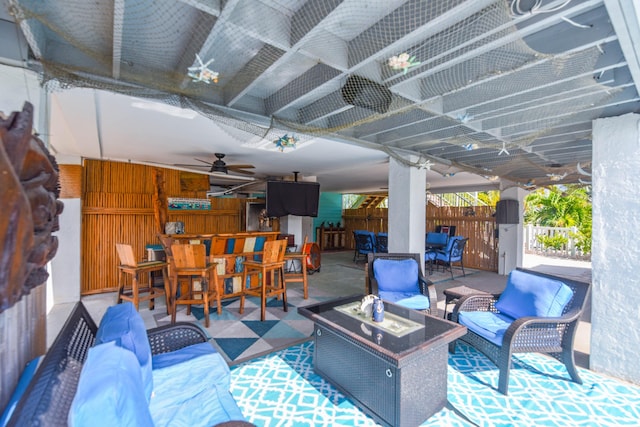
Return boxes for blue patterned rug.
[230,341,640,426]
[154,288,328,364]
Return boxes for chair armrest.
[502,312,582,350]
[450,293,501,322]
[418,276,438,310]
[147,322,209,355]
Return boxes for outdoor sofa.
[2,301,251,426]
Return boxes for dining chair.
[353,230,377,262]
[170,243,221,327]
[240,239,288,321]
[284,236,309,299]
[115,243,170,313]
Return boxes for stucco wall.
[590,113,640,384]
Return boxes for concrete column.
[49,156,83,309]
[590,113,640,385]
[496,186,527,275]
[387,155,426,271]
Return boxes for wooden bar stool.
[170,243,221,328]
[115,243,170,312]
[284,236,309,299]
[240,239,288,321]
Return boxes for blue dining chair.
[353,230,377,262]
[432,236,468,279]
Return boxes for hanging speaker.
[495,200,519,224]
[341,75,392,114]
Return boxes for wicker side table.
[442,286,490,319]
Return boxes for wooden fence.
[343,204,498,272]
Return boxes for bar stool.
[115,243,170,312]
[240,239,288,321]
[284,236,309,299]
[170,243,221,328]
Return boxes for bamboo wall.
[81,160,266,295]
[343,204,498,272]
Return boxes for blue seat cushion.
[496,270,574,319]
[149,351,245,426]
[458,311,515,346]
[69,341,154,427]
[373,258,420,294]
[152,342,217,370]
[380,292,430,310]
[95,302,153,402]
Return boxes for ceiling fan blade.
[174,163,209,168]
[194,158,213,165]
[227,164,255,170]
[228,168,255,175]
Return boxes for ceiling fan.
[176,153,255,175]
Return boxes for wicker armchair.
[449,268,591,395]
[366,252,438,315]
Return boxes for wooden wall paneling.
[81,160,253,294]
[58,164,83,198]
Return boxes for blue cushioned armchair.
[449,268,591,395]
[353,230,377,262]
[426,236,468,278]
[366,253,437,314]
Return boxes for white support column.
[387,155,426,271]
[590,113,640,385]
[49,156,82,308]
[496,186,527,275]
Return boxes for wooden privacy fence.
[343,204,498,272]
[81,160,259,295]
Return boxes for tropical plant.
[524,185,592,252]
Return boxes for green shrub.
[536,234,568,250]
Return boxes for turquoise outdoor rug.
[230,341,640,426]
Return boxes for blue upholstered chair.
[424,232,449,273]
[429,236,468,278]
[449,268,591,395]
[366,253,437,314]
[376,232,388,253]
[353,230,377,262]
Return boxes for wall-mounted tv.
[266,181,320,217]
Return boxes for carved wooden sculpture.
[0,102,63,313]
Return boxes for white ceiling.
[3,0,640,195]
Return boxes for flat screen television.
[266,181,320,217]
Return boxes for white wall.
[590,113,640,385]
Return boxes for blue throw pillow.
[95,302,153,402]
[373,258,419,293]
[69,341,154,427]
[495,270,574,319]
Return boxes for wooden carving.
[0,102,63,313]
